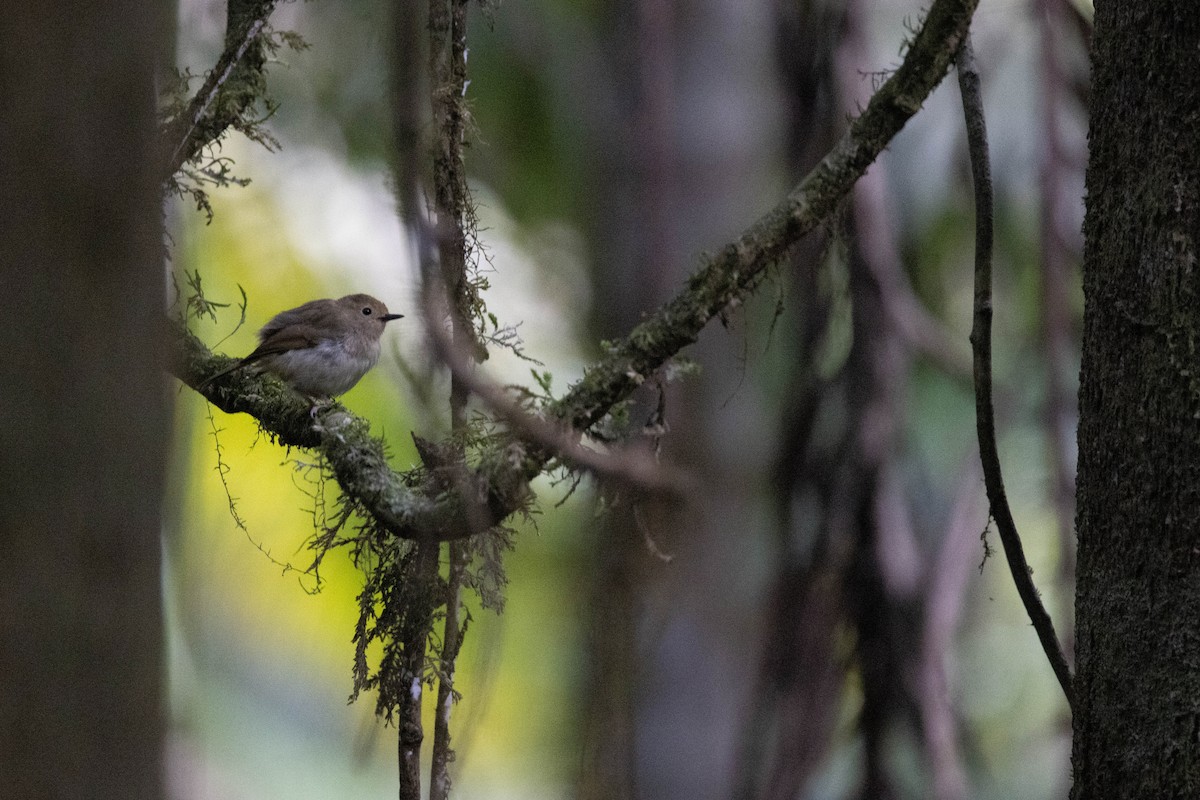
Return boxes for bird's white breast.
[265,338,381,397]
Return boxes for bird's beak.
[382,313,404,322]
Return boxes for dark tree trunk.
[0,5,168,798]
[1072,3,1200,796]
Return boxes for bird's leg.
[308,395,336,419]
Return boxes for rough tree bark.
[1072,3,1200,796]
[0,4,169,798]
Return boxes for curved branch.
[171,322,507,543]
[957,36,1075,710]
[547,0,979,431]
[423,303,690,496]
[173,0,981,545]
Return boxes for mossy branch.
[171,0,979,544]
[171,321,529,543]
[160,0,285,182]
[426,2,480,798]
[545,0,978,431]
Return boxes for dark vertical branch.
[918,463,981,800]
[1036,0,1080,665]
[844,229,914,800]
[398,543,439,800]
[428,1,476,797]
[431,543,468,800]
[390,3,437,798]
[734,262,837,800]
[735,5,846,797]
[389,2,486,796]
[428,0,478,409]
[391,0,426,228]
[577,524,641,800]
[635,0,680,296]
[841,1,971,792]
[957,35,1075,710]
[740,266,847,800]
[847,512,900,800]
[842,2,929,795]
[752,555,850,800]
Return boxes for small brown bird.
[199,293,403,397]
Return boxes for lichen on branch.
[159,0,307,218]
[168,0,980,549]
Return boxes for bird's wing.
[242,324,325,363]
[196,325,322,390]
[256,299,330,339]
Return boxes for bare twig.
[957,35,1075,710]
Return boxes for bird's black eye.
[361,307,373,316]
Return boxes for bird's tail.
[195,358,250,392]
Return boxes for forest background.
[2,0,1097,798]
[165,0,1086,797]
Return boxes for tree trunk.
[0,5,168,798]
[1072,3,1200,796]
